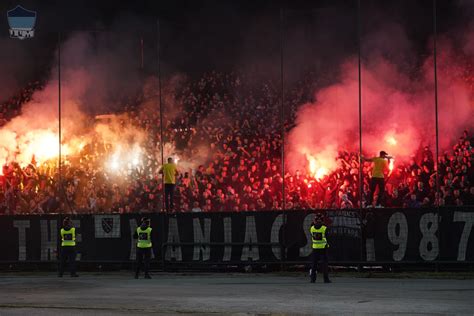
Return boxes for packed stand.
[0,72,473,214]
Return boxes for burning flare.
[389,158,395,176]
[307,154,329,180]
[385,134,397,146]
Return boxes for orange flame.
[17,130,73,165]
[315,167,328,180]
[307,154,329,180]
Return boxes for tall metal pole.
[357,0,363,210]
[433,0,441,267]
[141,36,144,69]
[433,0,440,207]
[280,9,286,211]
[157,19,167,268]
[158,19,165,212]
[279,8,287,264]
[357,0,365,266]
[58,31,62,211]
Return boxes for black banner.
[0,208,472,264]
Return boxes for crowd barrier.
[0,208,473,266]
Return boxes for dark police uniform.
[310,215,331,283]
[135,219,152,279]
[58,218,78,277]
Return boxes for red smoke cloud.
[287,35,473,176]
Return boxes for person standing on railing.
[159,157,179,212]
[134,217,153,279]
[58,217,78,278]
[309,213,331,284]
[361,151,393,207]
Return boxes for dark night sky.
[0,0,472,85]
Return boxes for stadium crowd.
[0,71,473,214]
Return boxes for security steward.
[58,217,78,277]
[309,213,331,283]
[134,217,153,279]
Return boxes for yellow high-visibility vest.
[137,227,152,248]
[60,227,76,247]
[310,225,328,249]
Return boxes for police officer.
[309,213,331,283]
[134,217,153,279]
[58,217,78,277]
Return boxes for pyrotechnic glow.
[106,143,143,173]
[306,154,329,180]
[111,159,119,170]
[78,141,86,150]
[309,157,317,174]
[131,144,142,167]
[389,158,395,172]
[385,135,397,146]
[315,167,328,180]
[26,131,60,163]
[0,127,93,169]
[16,130,73,165]
[131,145,141,166]
[108,150,120,171]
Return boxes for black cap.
[380,151,388,156]
[314,213,324,221]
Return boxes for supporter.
[406,194,421,208]
[0,72,472,214]
[191,202,202,212]
[421,197,431,207]
[340,194,354,209]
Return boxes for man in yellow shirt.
[159,157,179,211]
[362,151,392,207]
